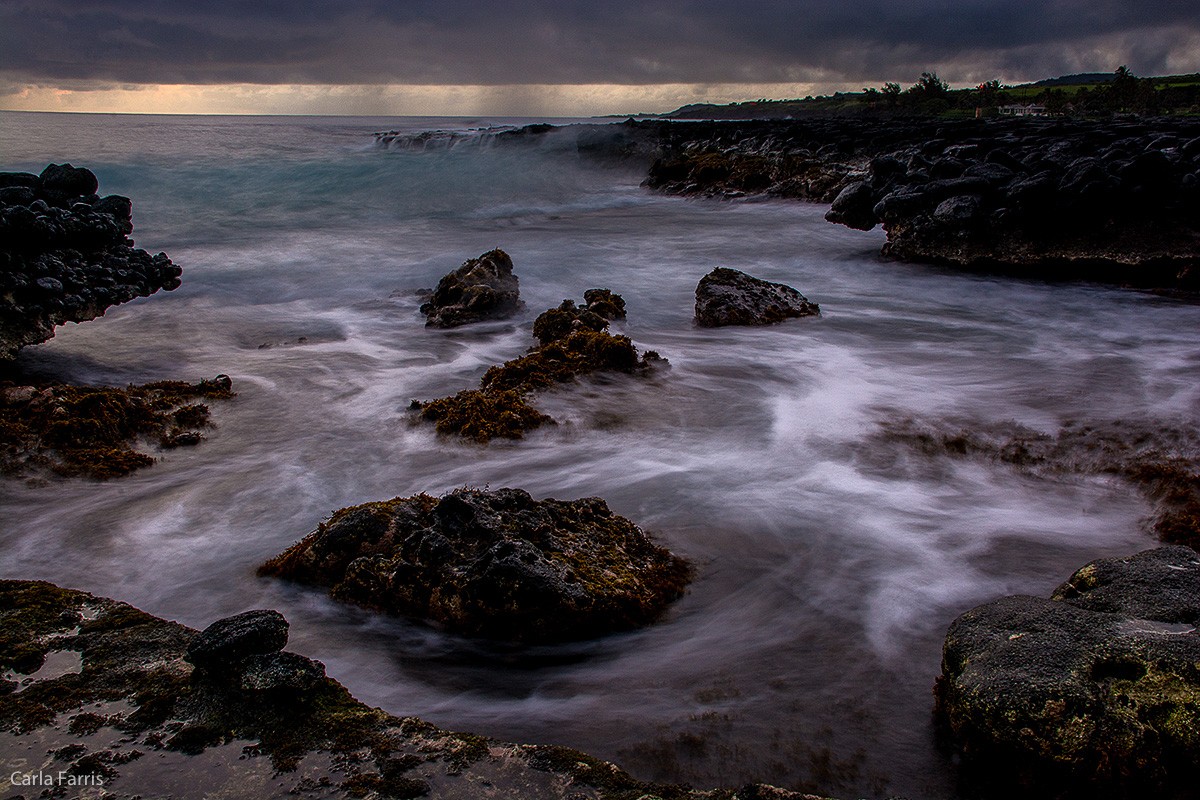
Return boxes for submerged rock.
[0,163,183,360]
[694,267,820,327]
[258,488,692,642]
[936,546,1200,794]
[419,249,523,328]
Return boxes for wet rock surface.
[419,249,523,328]
[413,288,663,442]
[4,580,833,799]
[936,547,1200,795]
[694,268,819,327]
[1,163,183,360]
[259,488,692,643]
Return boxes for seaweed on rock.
[413,289,663,442]
[0,375,235,479]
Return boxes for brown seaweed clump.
[878,417,1200,550]
[259,488,692,643]
[0,375,235,479]
[413,289,662,442]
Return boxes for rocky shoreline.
[379,118,1200,290]
[6,138,1200,799]
[0,579,831,800]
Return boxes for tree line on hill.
[664,67,1200,119]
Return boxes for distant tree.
[907,72,950,100]
[882,82,901,110]
[1108,65,1139,111]
[1041,88,1068,114]
[976,79,1002,108]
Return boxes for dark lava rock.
[694,267,820,327]
[1,163,182,360]
[419,248,523,328]
[239,651,326,692]
[259,488,692,642]
[185,609,289,669]
[937,546,1200,793]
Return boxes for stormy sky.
[2,0,1198,114]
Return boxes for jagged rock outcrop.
[258,488,692,642]
[694,268,820,327]
[936,546,1200,795]
[419,249,523,328]
[0,163,183,360]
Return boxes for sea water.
[3,111,1199,799]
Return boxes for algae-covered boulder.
[936,546,1200,793]
[419,248,523,328]
[694,268,820,327]
[259,488,692,642]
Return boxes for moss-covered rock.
[0,374,235,479]
[419,249,522,328]
[259,488,692,642]
[413,289,662,442]
[936,546,1200,796]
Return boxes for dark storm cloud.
[2,0,1197,86]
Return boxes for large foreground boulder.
[936,546,1200,794]
[259,488,692,642]
[420,248,523,328]
[0,164,183,360]
[694,267,820,327]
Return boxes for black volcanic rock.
[185,609,289,669]
[419,249,523,328]
[0,163,182,360]
[694,267,820,327]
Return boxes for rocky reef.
[694,268,820,327]
[0,375,235,479]
[876,416,1200,550]
[413,289,662,441]
[258,487,692,643]
[936,546,1200,796]
[1,164,183,360]
[419,249,522,328]
[2,579,834,799]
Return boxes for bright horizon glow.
[0,81,869,117]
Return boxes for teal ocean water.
[3,111,1198,798]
